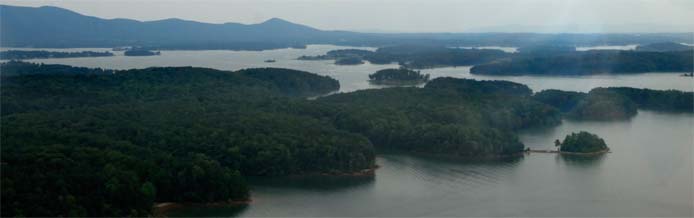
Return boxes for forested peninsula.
[3,61,692,216]
[470,50,693,75]
[1,61,563,216]
[0,50,114,60]
[300,45,693,75]
[533,87,693,120]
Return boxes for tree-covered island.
[557,131,610,154]
[368,68,430,85]
[124,49,161,56]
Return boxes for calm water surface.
[5,45,690,92]
[3,45,693,216]
[171,111,693,217]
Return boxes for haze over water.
[3,45,692,93]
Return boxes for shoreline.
[151,165,378,217]
[525,148,610,155]
[153,199,252,217]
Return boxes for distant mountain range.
[1,5,693,50]
[0,5,369,49]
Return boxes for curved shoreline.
[151,165,378,217]
[153,199,252,217]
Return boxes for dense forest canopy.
[568,89,638,120]
[1,62,365,216]
[299,45,511,69]
[123,49,161,56]
[558,131,609,153]
[3,61,692,216]
[302,44,693,75]
[470,50,693,75]
[0,62,572,216]
[533,87,693,120]
[0,50,114,60]
[0,61,114,77]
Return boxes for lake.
[171,110,693,217]
[4,45,692,93]
[3,45,693,217]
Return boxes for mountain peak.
[260,17,293,25]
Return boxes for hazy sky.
[2,0,693,33]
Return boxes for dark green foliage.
[123,49,160,56]
[568,89,638,120]
[298,49,373,62]
[425,77,532,97]
[470,50,693,75]
[299,45,511,69]
[1,62,340,115]
[0,62,367,217]
[533,88,693,119]
[368,68,430,85]
[335,56,364,65]
[0,61,113,77]
[320,78,562,157]
[238,68,340,96]
[367,45,511,68]
[0,50,114,60]
[600,87,693,112]
[327,49,375,57]
[533,90,587,112]
[559,131,609,153]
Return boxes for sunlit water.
[2,45,693,216]
[576,44,638,51]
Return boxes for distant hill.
[0,5,362,49]
[1,5,693,50]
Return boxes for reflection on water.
[556,153,607,168]
[167,110,693,217]
[247,174,375,192]
[3,45,692,216]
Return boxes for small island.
[0,50,114,60]
[557,131,610,154]
[335,56,364,65]
[368,68,430,85]
[124,49,161,56]
[264,59,277,63]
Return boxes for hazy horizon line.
[3,4,694,34]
